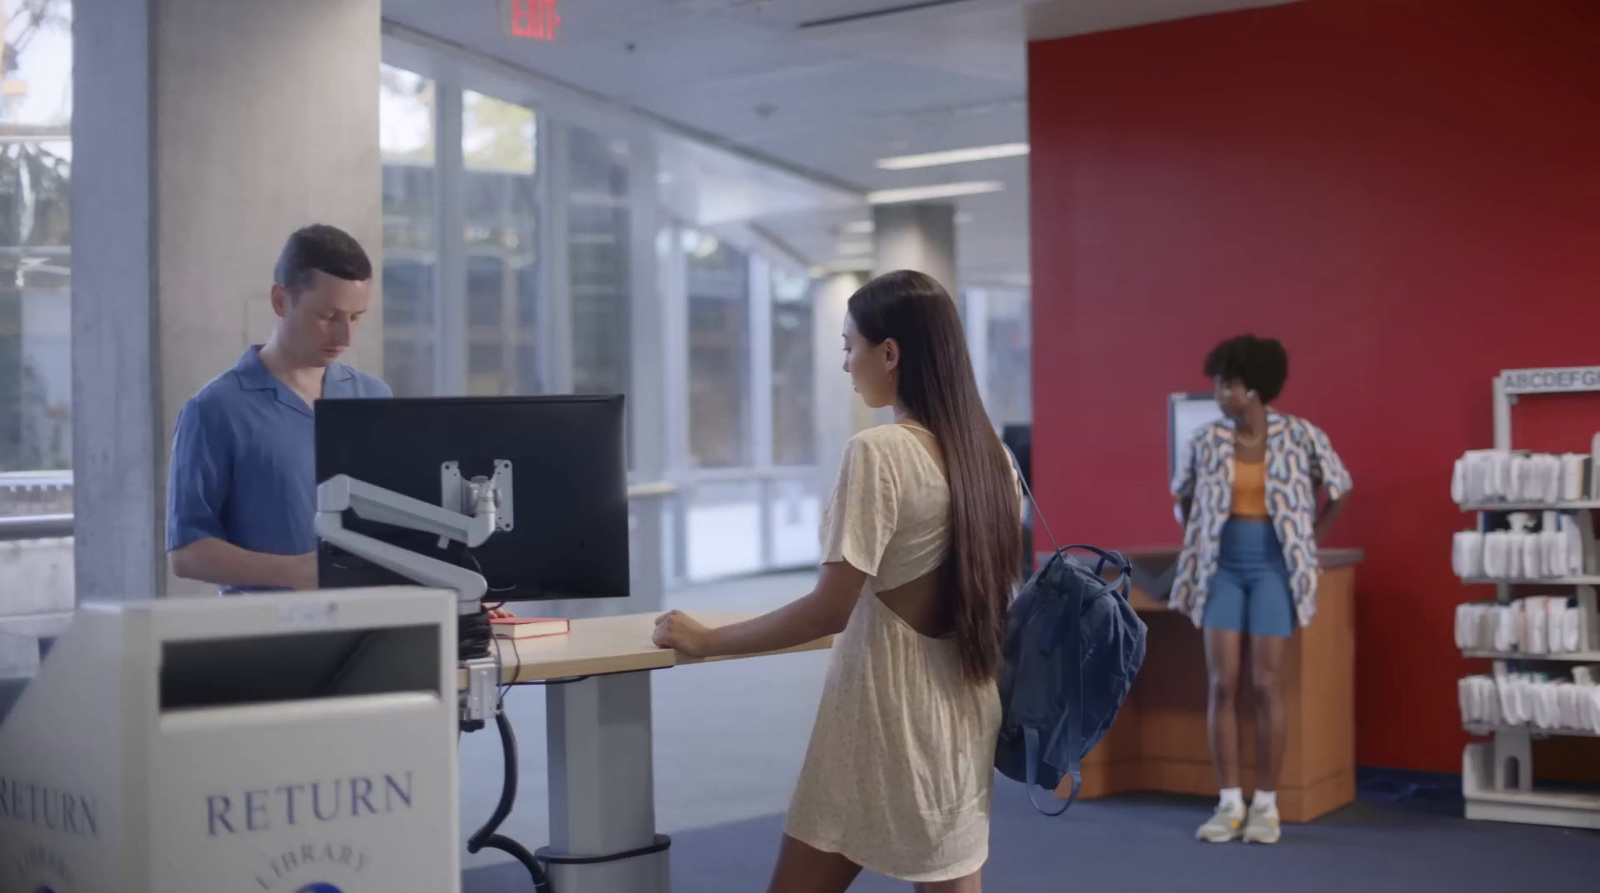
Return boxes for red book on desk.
[490,617,570,640]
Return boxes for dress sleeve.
[820,434,900,577]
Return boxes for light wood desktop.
[468,611,832,685]
[1061,547,1362,823]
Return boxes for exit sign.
[505,0,561,40]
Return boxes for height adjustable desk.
[476,611,832,893]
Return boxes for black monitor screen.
[1001,424,1032,491]
[315,395,629,603]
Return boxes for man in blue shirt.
[166,224,391,591]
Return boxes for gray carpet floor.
[459,572,1600,891]
[467,786,1600,892]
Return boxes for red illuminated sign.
[508,0,561,41]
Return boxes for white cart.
[0,587,462,893]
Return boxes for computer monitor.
[1001,424,1035,577]
[314,395,629,603]
[1001,424,1032,491]
[1169,392,1224,484]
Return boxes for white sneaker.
[1243,803,1281,844]
[1195,804,1244,842]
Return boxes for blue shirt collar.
[234,345,360,415]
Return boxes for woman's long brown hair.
[848,270,1022,682]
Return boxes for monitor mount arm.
[314,466,514,614]
[316,466,515,725]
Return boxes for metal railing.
[0,515,73,541]
[0,475,681,543]
[0,471,74,542]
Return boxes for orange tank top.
[1232,460,1268,518]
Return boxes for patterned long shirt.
[1170,412,1353,629]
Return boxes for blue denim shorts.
[1202,520,1295,638]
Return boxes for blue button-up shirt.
[165,346,391,575]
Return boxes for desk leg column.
[542,672,670,892]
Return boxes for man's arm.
[169,539,317,590]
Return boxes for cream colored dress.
[784,424,1004,883]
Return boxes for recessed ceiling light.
[842,220,874,235]
[955,212,973,225]
[867,181,1004,205]
[837,240,873,255]
[875,142,1029,170]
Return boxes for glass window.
[463,90,539,396]
[770,269,815,466]
[379,64,437,398]
[985,289,1032,425]
[768,477,821,566]
[685,230,751,469]
[567,126,630,399]
[0,0,73,479]
[685,481,763,581]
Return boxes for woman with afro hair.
[1171,335,1352,846]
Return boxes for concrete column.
[73,0,382,599]
[812,273,862,491]
[872,202,957,297]
[963,287,991,411]
[868,201,957,429]
[434,72,467,396]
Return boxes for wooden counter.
[1055,547,1361,822]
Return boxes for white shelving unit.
[1458,366,1600,830]
[1463,650,1600,663]
[1462,576,1600,587]
[1461,747,1600,831]
[1463,501,1600,512]
[1465,724,1600,739]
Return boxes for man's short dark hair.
[1204,334,1289,403]
[274,224,372,295]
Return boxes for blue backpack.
[994,471,1148,815]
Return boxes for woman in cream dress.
[654,270,1023,892]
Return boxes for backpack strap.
[1024,726,1070,817]
[1062,544,1132,586]
[1003,443,1061,553]
[1054,561,1088,813]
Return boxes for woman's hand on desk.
[487,606,514,620]
[653,610,717,657]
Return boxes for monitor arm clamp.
[314,464,514,723]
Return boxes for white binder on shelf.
[1592,433,1600,500]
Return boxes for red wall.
[1029,0,1600,772]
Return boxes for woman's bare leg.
[1249,633,1292,794]
[1205,628,1244,790]
[767,834,863,893]
[916,869,982,893]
